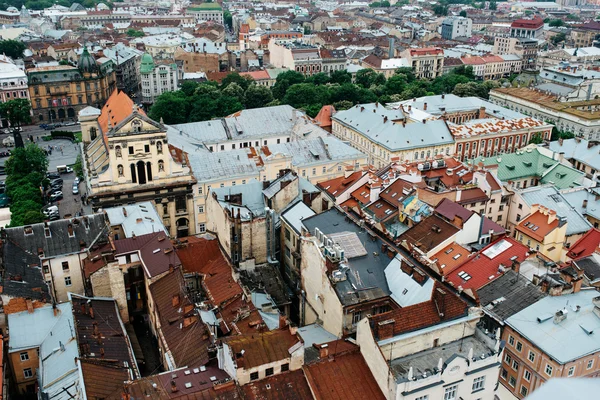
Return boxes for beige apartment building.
[400,47,444,79]
[501,290,600,399]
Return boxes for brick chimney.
[433,288,446,318]
[344,165,354,178]
[314,343,329,358]
[171,381,178,393]
[400,260,413,275]
[26,299,34,313]
[377,319,395,340]
[413,269,427,285]
[478,106,486,119]
[423,102,427,111]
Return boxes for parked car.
[43,205,59,216]
[0,193,9,207]
[50,178,63,186]
[48,212,60,221]
[63,121,78,126]
[74,177,80,185]
[44,124,56,130]
[47,173,60,180]
[0,151,10,158]
[49,191,63,201]
[72,185,79,195]
[57,165,73,174]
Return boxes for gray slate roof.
[549,138,600,172]
[265,137,365,167]
[4,214,107,258]
[333,103,454,152]
[2,239,50,301]
[478,269,547,323]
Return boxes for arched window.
[115,146,122,158]
[130,164,137,183]
[117,164,124,176]
[157,141,163,154]
[414,152,418,160]
[158,160,165,172]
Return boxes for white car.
[49,191,63,201]
[72,185,79,195]
[74,177,80,184]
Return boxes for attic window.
[453,254,462,260]
[24,226,33,235]
[523,161,532,167]
[44,227,51,238]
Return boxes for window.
[415,396,429,400]
[505,354,512,364]
[265,367,274,376]
[501,368,508,379]
[199,223,206,233]
[129,146,134,155]
[285,229,291,241]
[312,168,316,175]
[508,335,515,346]
[512,360,519,371]
[20,352,29,361]
[198,186,203,195]
[352,312,361,324]
[472,376,485,391]
[545,364,553,376]
[568,366,575,376]
[524,370,531,382]
[516,341,523,352]
[520,386,528,397]
[250,371,259,381]
[587,359,594,370]
[23,368,33,379]
[281,363,289,372]
[508,376,516,387]
[64,276,72,286]
[61,261,70,271]
[198,206,204,214]
[528,351,535,362]
[444,384,458,400]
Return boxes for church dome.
[78,46,97,74]
[140,53,155,74]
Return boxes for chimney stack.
[478,106,486,119]
[433,288,446,318]
[583,199,588,209]
[377,319,395,340]
[171,381,178,393]
[26,299,34,313]
[423,102,427,111]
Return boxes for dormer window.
[24,226,33,235]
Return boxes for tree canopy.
[5,144,48,227]
[0,39,25,59]
[150,64,500,122]
[0,99,32,127]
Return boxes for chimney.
[511,260,521,273]
[68,224,73,237]
[377,319,395,340]
[553,308,568,324]
[589,141,596,149]
[441,93,445,99]
[53,303,58,317]
[344,166,354,178]
[383,116,388,123]
[423,102,427,111]
[26,299,34,313]
[583,199,588,209]
[408,105,411,112]
[360,106,364,112]
[122,207,127,217]
[315,343,329,358]
[422,119,426,124]
[172,294,180,307]
[558,138,563,146]
[89,305,95,319]
[400,260,413,275]
[413,268,427,284]
[171,381,178,393]
[433,288,446,318]
[478,106,486,119]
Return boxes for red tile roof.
[240,70,270,81]
[379,178,416,204]
[98,89,142,136]
[80,361,130,400]
[566,228,600,260]
[304,345,385,400]
[243,370,313,400]
[114,232,180,278]
[397,214,460,254]
[435,198,474,224]
[485,171,502,192]
[431,242,471,276]
[511,17,543,29]
[313,105,335,129]
[408,47,443,56]
[317,171,363,198]
[446,237,530,294]
[515,209,558,242]
[225,329,300,370]
[366,199,397,220]
[457,187,488,205]
[149,269,210,368]
[370,282,468,337]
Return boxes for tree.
[272,71,305,99]
[0,39,25,59]
[5,144,48,227]
[369,1,381,7]
[223,10,233,29]
[432,4,448,16]
[148,92,189,124]
[282,83,330,109]
[305,73,330,85]
[551,32,567,45]
[126,29,144,37]
[59,59,70,65]
[528,132,544,145]
[489,1,497,10]
[355,69,386,88]
[332,100,353,110]
[329,70,352,84]
[459,10,467,17]
[180,80,200,97]
[220,72,253,91]
[0,99,31,127]
[548,19,564,27]
[385,74,408,95]
[244,84,273,109]
[221,82,245,104]
[381,0,390,6]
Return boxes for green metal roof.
[187,3,222,11]
[140,53,154,74]
[468,146,585,190]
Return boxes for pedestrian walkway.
[42,139,80,172]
